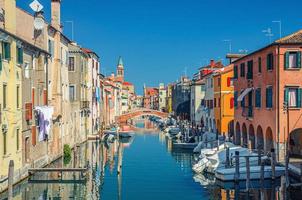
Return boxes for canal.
[0,121,301,199]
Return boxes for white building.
[159,83,167,111]
[190,79,205,126]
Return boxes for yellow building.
[0,0,23,178]
[213,64,234,138]
[166,84,173,114]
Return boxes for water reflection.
[1,124,301,199]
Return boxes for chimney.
[210,59,215,67]
[51,0,61,31]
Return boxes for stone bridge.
[116,108,168,124]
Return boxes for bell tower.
[116,56,124,82]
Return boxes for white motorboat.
[215,166,285,181]
[193,146,267,174]
[173,142,198,150]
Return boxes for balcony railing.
[80,101,90,109]
[242,106,253,118]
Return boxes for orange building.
[213,64,234,138]
[233,30,302,159]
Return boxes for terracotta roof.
[123,81,133,86]
[275,29,302,44]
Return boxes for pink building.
[233,30,302,159]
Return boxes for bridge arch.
[117,109,169,124]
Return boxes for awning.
[237,88,253,101]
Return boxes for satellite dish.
[33,16,44,30]
[29,0,43,13]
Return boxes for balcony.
[242,106,253,118]
[80,101,90,109]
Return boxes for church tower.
[117,56,124,82]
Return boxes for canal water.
[0,121,301,199]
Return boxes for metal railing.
[80,101,90,109]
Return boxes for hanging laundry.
[35,106,54,142]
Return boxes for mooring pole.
[225,147,230,168]
[260,160,265,186]
[245,156,250,191]
[234,151,240,182]
[8,160,14,200]
[271,148,276,180]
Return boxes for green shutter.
[0,53,2,72]
[267,54,270,70]
[284,88,289,106]
[234,91,238,108]
[6,43,10,60]
[284,52,289,69]
[297,51,301,68]
[234,66,238,79]
[297,88,302,108]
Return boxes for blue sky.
[18,0,302,94]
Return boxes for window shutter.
[32,126,36,146]
[6,43,10,60]
[284,88,289,105]
[0,53,2,72]
[266,88,269,107]
[227,77,231,87]
[230,98,234,109]
[267,54,270,70]
[284,52,289,69]
[234,66,238,79]
[297,88,302,108]
[25,102,33,120]
[297,51,301,68]
[234,92,238,108]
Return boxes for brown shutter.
[25,103,33,120]
[32,126,36,146]
[43,89,47,105]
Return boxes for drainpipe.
[277,45,280,161]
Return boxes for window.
[284,51,301,69]
[2,42,11,60]
[214,98,216,107]
[17,47,23,64]
[17,85,20,109]
[266,86,273,108]
[267,53,274,70]
[247,60,253,79]
[258,57,262,73]
[234,65,238,79]
[255,88,261,108]
[69,85,75,101]
[240,63,245,77]
[48,40,54,57]
[284,87,302,108]
[234,91,238,108]
[68,57,75,71]
[218,78,221,86]
[16,129,20,151]
[230,97,234,109]
[227,77,233,87]
[24,63,30,78]
[3,84,7,109]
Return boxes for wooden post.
[258,150,261,166]
[245,156,250,191]
[271,148,276,180]
[225,147,230,168]
[285,147,289,187]
[8,160,14,200]
[260,160,265,186]
[280,175,287,200]
[234,151,240,182]
[300,163,302,191]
